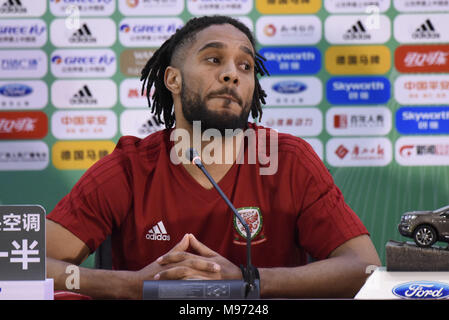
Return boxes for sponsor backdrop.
[1,0,449,267]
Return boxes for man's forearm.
[259,255,375,298]
[47,257,140,299]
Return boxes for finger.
[157,251,190,265]
[155,234,190,265]
[181,275,211,280]
[170,233,190,252]
[188,234,217,257]
[155,266,198,280]
[155,266,220,281]
[186,258,221,272]
[158,252,221,272]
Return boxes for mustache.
[207,88,243,106]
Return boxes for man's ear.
[164,66,182,95]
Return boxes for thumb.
[188,234,216,257]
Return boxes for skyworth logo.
[396,106,449,134]
[259,47,321,75]
[326,76,390,105]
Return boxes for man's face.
[177,24,256,134]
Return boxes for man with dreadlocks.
[46,15,380,299]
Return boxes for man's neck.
[171,122,245,189]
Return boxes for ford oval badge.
[0,84,33,97]
[393,281,449,299]
[272,81,307,94]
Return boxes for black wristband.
[254,266,260,279]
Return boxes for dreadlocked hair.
[140,15,269,129]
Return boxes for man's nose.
[219,63,239,86]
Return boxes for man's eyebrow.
[197,41,255,60]
[197,41,226,53]
[240,45,255,61]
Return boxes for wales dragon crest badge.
[233,207,266,245]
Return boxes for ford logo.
[0,84,32,97]
[393,281,449,299]
[272,81,307,94]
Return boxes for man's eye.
[241,63,252,71]
[206,57,220,64]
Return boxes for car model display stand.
[385,240,449,271]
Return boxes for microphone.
[186,148,258,293]
[142,148,260,300]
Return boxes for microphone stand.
[142,148,260,300]
[190,151,259,297]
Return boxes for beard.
[180,79,252,136]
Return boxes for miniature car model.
[398,205,449,248]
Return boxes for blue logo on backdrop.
[51,53,115,66]
[396,106,449,134]
[0,84,33,98]
[0,58,39,71]
[393,281,449,299]
[51,0,113,3]
[259,47,321,75]
[120,23,180,34]
[0,24,46,36]
[326,77,390,105]
[272,80,307,94]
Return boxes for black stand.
[386,240,449,271]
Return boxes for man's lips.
[211,95,241,105]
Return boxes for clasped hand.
[138,233,242,282]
